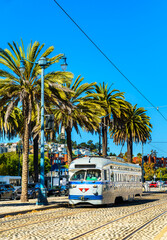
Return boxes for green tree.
[0,152,20,176]
[78,142,88,149]
[156,168,167,180]
[137,153,142,158]
[0,40,72,202]
[0,106,23,141]
[72,141,77,149]
[29,154,51,181]
[110,103,152,162]
[53,76,102,165]
[143,162,155,181]
[94,82,125,156]
[109,152,117,156]
[87,140,93,145]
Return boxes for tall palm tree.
[0,40,73,202]
[53,76,103,165]
[94,82,125,156]
[110,103,152,162]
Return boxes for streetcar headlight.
[72,185,76,188]
[93,185,97,188]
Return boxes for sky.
[1,0,167,157]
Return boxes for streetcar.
[68,156,142,205]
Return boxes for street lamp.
[61,56,68,71]
[19,55,67,205]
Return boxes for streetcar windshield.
[71,170,86,181]
[86,169,101,181]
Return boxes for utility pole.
[99,123,101,155]
[142,142,144,183]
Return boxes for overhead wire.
[148,143,167,155]
[53,0,167,122]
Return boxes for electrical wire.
[148,143,167,155]
[145,105,167,109]
[53,0,167,122]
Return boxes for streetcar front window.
[71,170,86,181]
[86,170,101,181]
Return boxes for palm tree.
[0,40,73,202]
[53,76,103,165]
[110,103,152,162]
[94,82,125,156]
[0,106,23,140]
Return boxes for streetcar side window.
[110,171,114,182]
[107,169,110,180]
[104,170,107,181]
[114,173,117,182]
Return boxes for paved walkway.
[0,190,166,217]
[0,196,68,218]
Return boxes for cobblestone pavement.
[0,196,68,215]
[0,193,167,240]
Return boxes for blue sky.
[1,0,167,157]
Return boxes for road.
[0,193,167,240]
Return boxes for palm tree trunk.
[66,126,72,165]
[21,98,29,202]
[102,118,107,157]
[127,135,133,163]
[33,134,39,183]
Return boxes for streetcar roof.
[69,157,141,170]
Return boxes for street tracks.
[69,201,167,240]
[0,207,94,233]
[121,210,167,240]
[1,197,167,240]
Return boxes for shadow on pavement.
[67,197,160,209]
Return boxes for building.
[0,145,8,154]
[72,148,91,157]
[143,155,167,168]
[46,151,68,188]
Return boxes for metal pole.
[99,123,101,155]
[142,142,144,183]
[59,161,61,186]
[51,155,53,189]
[36,62,48,205]
[41,65,45,188]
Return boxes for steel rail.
[0,207,65,224]
[122,210,167,240]
[0,208,95,233]
[1,198,167,235]
[69,201,167,240]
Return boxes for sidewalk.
[0,196,68,218]
[144,185,167,192]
